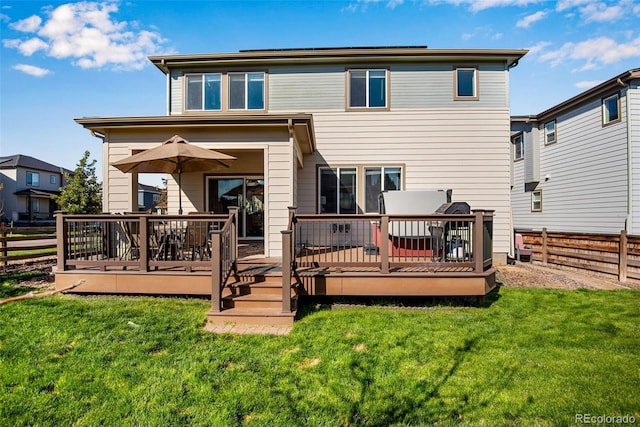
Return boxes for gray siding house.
[0,154,70,223]
[75,46,527,261]
[511,68,640,235]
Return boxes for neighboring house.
[75,46,527,261]
[0,154,71,223]
[511,68,640,235]
[138,183,162,212]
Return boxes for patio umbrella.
[111,135,236,214]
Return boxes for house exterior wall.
[629,81,640,234]
[295,108,512,257]
[0,169,18,220]
[511,90,630,234]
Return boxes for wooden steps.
[207,267,298,327]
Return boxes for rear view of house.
[76,46,526,261]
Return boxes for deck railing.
[210,208,238,313]
[56,211,234,273]
[287,208,493,274]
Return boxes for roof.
[149,47,528,73]
[14,188,60,197]
[512,68,640,123]
[0,154,72,175]
[75,114,317,155]
[138,183,161,193]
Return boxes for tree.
[53,151,102,214]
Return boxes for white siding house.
[511,68,640,235]
[76,47,527,260]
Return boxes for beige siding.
[391,64,508,109]
[269,66,345,111]
[512,95,629,233]
[297,108,512,255]
[170,71,182,115]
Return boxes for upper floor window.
[365,167,401,213]
[229,72,265,110]
[26,171,39,187]
[602,93,620,126]
[454,67,478,100]
[319,167,357,214]
[531,190,542,212]
[348,69,387,109]
[185,73,222,111]
[50,175,57,185]
[544,120,556,145]
[512,134,524,161]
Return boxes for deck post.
[619,229,627,282]
[473,211,483,273]
[139,215,149,272]
[282,230,292,313]
[228,207,239,272]
[542,228,548,265]
[211,231,222,313]
[56,211,68,271]
[380,216,389,274]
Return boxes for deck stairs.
[206,262,298,326]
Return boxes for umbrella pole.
[178,168,183,215]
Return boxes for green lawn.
[0,284,638,426]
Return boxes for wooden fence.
[516,228,640,283]
[0,224,56,267]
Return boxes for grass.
[0,286,639,426]
[0,270,50,298]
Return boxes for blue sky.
[1,0,639,185]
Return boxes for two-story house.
[0,154,70,224]
[75,46,527,261]
[511,68,640,235]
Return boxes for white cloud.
[429,0,546,12]
[387,0,405,8]
[10,15,42,32]
[13,64,51,77]
[556,0,592,12]
[0,13,10,22]
[516,10,547,28]
[539,36,640,70]
[526,41,552,56]
[580,2,623,22]
[575,80,603,89]
[3,1,169,71]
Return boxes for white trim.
[348,69,388,108]
[228,72,265,111]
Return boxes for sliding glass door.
[208,177,264,239]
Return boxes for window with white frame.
[602,93,620,125]
[512,134,524,161]
[185,73,222,111]
[26,171,39,187]
[50,175,57,185]
[544,120,556,145]
[454,67,478,100]
[229,72,265,110]
[318,167,357,214]
[348,69,387,108]
[364,167,402,213]
[531,190,542,212]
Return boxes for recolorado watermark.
[575,414,636,424]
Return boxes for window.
[185,73,222,111]
[531,190,542,212]
[229,72,265,110]
[602,93,620,125]
[319,168,357,214]
[26,171,39,187]
[348,69,387,108]
[50,175,57,184]
[544,121,556,145]
[454,67,478,100]
[512,134,524,161]
[32,198,40,213]
[364,167,401,213]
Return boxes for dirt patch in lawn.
[497,262,639,290]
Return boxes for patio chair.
[184,217,211,261]
[515,233,533,262]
